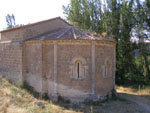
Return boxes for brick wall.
[95,43,116,95]
[23,40,116,102]
[24,42,43,92]
[0,41,23,83]
[1,18,70,41]
[56,41,92,98]
[0,17,70,84]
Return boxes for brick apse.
[0,17,116,102]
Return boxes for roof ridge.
[72,27,77,39]
[56,26,72,39]
[1,17,71,33]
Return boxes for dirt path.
[119,93,150,113]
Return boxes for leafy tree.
[63,0,150,85]
[134,0,150,79]
[6,14,16,29]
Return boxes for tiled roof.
[26,26,115,42]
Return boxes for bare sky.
[0,0,70,30]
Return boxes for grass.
[0,75,76,113]
[0,75,149,113]
[116,85,150,95]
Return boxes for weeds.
[21,81,40,99]
[57,95,70,104]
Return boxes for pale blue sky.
[0,0,70,30]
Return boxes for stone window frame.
[69,57,88,80]
[103,57,113,78]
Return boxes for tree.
[6,14,16,29]
[134,0,150,79]
[63,0,150,85]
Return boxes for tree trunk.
[143,55,150,78]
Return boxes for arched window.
[70,57,87,80]
[73,60,82,78]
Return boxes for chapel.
[0,17,116,102]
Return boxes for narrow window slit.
[71,59,86,80]
[77,63,79,78]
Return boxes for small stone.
[34,101,45,109]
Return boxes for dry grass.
[0,75,149,113]
[0,75,78,113]
[116,85,150,95]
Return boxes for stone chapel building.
[0,17,116,102]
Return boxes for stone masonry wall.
[22,19,70,40]
[0,17,116,102]
[42,41,54,94]
[56,41,92,100]
[24,41,43,93]
[0,41,23,83]
[0,18,70,84]
[24,40,115,102]
[95,42,116,95]
[1,18,70,41]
